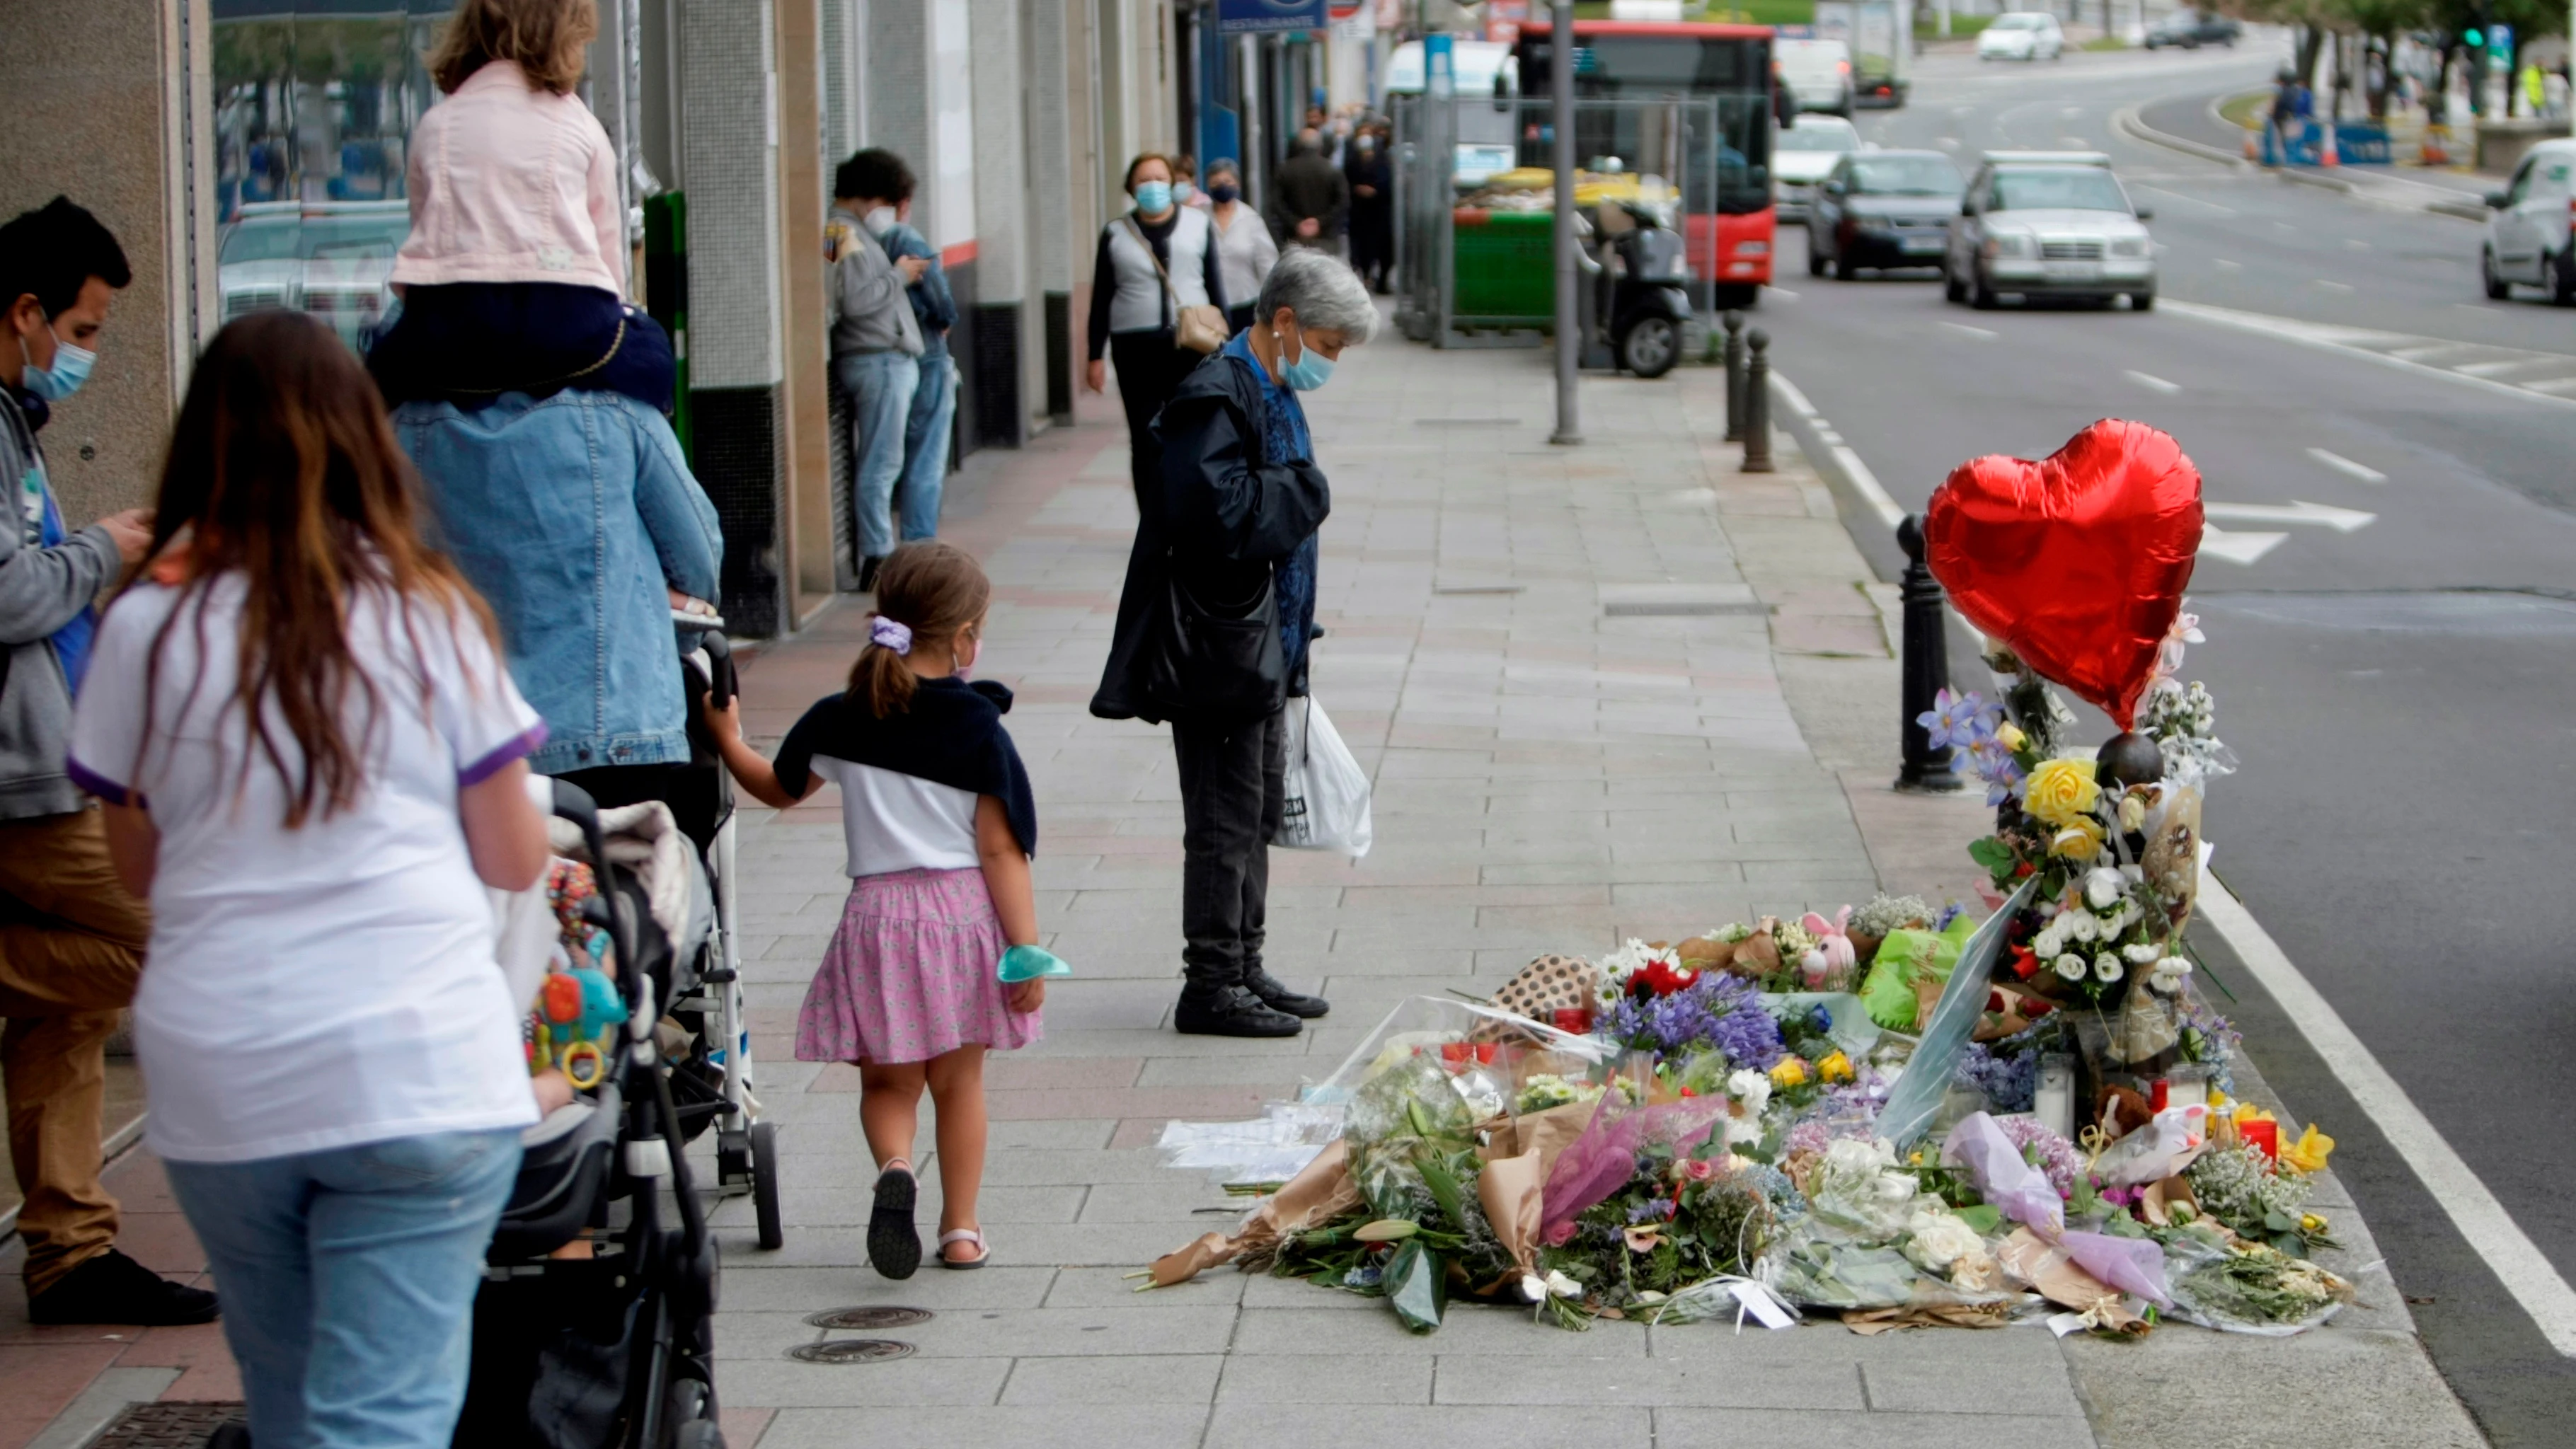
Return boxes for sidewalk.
[703,333,2479,1448]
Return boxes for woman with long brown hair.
[68,311,551,1448]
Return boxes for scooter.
[1604,202,1694,379]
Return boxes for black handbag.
[1140,567,1284,725]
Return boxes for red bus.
[1513,21,1778,306]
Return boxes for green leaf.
[1385,1240,1446,1334]
[1968,837,2016,873]
[1956,1204,2004,1235]
[1415,1149,1467,1231]
[2263,1211,2296,1233]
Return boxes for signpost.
[1217,0,1328,33]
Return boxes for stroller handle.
[702,631,735,712]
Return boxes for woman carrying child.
[68,311,552,1448]
[704,543,1045,1276]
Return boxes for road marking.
[2522,376,2576,396]
[2197,524,2286,565]
[2344,238,2372,250]
[2214,258,2242,269]
[2274,221,2297,233]
[2160,299,2576,412]
[2061,105,2085,117]
[2306,447,2387,483]
[2124,369,2183,394]
[2315,279,2357,292]
[1767,287,1801,301]
[1936,137,1962,150]
[2454,357,2563,377]
[2203,500,2376,532]
[1771,374,1817,417]
[2059,135,2092,147]
[2136,184,2235,216]
[2197,872,2576,1358]
[1769,371,1904,529]
[1940,322,1998,340]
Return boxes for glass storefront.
[208,1,452,349]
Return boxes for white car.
[1776,38,1856,117]
[1945,151,2156,310]
[1773,115,1862,221]
[1977,12,2066,62]
[217,201,411,350]
[2481,137,2576,304]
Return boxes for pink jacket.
[391,60,626,296]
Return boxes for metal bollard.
[1894,513,1962,792]
[1740,328,1773,473]
[1721,311,1747,441]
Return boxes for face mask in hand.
[1277,321,1335,391]
[17,328,93,403]
[1132,180,1173,214]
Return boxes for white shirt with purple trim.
[69,575,545,1163]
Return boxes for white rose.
[2083,867,2123,909]
[2123,942,2163,964]
[2094,953,2124,983]
[2068,912,2098,943]
[2055,953,2088,981]
[1906,1208,1986,1272]
[1726,1068,1772,1116]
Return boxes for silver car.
[1944,151,2156,311]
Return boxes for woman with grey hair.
[1091,249,1376,1037]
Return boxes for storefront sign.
[1218,0,1328,33]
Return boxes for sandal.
[868,1161,921,1280]
[938,1228,989,1269]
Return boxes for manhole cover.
[805,1305,933,1329]
[789,1339,916,1364]
[91,1402,246,1447]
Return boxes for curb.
[2113,101,2490,221]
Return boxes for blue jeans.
[897,350,958,543]
[166,1129,522,1449]
[838,349,921,561]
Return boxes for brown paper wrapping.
[1149,1232,1239,1288]
[1151,1138,1359,1288]
[1497,1099,1602,1182]
[1476,1148,1545,1281]
[2137,1174,2199,1228]
[1844,1300,2013,1334]
[1996,1227,2149,1334]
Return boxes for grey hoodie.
[825,207,924,359]
[0,388,120,821]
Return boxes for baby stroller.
[454,779,726,1449]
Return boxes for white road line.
[1767,287,1801,301]
[2522,376,2576,396]
[2344,238,2372,250]
[2136,184,2235,216]
[2453,357,2562,377]
[2197,524,2286,565]
[1940,322,1999,340]
[1771,374,1818,417]
[2204,500,2376,532]
[2124,369,2183,394]
[2198,873,2576,1358]
[2315,279,2357,292]
[2306,447,2387,483]
[1770,371,1904,529]
[2214,258,2243,269]
[2161,299,2576,412]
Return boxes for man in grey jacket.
[828,149,928,594]
[0,198,213,1326]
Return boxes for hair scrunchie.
[870,616,914,655]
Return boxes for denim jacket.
[394,390,722,773]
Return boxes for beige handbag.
[1129,217,1228,354]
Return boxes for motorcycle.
[1602,202,1694,379]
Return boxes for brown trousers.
[0,808,148,1294]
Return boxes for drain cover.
[790,1338,915,1364]
[805,1305,933,1330]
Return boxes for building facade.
[0,0,1195,635]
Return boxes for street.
[1771,40,2576,1444]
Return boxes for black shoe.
[867,1163,922,1281]
[1243,969,1330,1020]
[858,554,887,592]
[27,1248,219,1326]
[1175,985,1304,1037]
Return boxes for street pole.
[1549,1,1581,446]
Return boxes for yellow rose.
[2023,758,2103,828]
[1994,722,2027,751]
[1769,1057,1810,1089]
[2279,1124,2335,1175]
[2049,819,2106,860]
[1818,1051,1855,1084]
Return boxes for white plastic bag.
[1274,695,1372,856]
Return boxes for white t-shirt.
[69,574,546,1164]
[807,758,981,877]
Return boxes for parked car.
[1945,151,2156,310]
[2480,138,2576,305]
[1977,12,2066,62]
[1774,115,1863,221]
[1775,38,1856,117]
[217,201,411,350]
[2142,10,2242,47]
[1807,150,1966,279]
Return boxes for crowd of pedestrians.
[0,0,1386,1433]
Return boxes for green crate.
[1451,210,1554,323]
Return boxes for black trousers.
[1108,330,1197,507]
[1172,710,1284,995]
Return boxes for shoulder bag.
[1128,217,1228,354]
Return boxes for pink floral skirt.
[794,867,1042,1066]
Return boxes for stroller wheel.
[751,1120,784,1250]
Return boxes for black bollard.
[1741,328,1773,473]
[1894,513,1962,792]
[1721,311,1747,441]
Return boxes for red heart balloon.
[1924,420,2203,729]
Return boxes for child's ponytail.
[847,541,993,718]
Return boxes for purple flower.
[1626,1197,1674,1223]
[1916,688,2001,752]
[1953,1041,2037,1113]
[1604,973,1785,1066]
[1996,1115,2086,1201]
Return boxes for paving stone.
[1214,1351,1431,1404]
[757,1404,1211,1449]
[1652,1409,2098,1449]
[997,1353,1223,1406]
[1205,1404,1651,1449]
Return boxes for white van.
[1775,38,1856,117]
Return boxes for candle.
[2169,1063,2212,1109]
[2150,1078,2170,1113]
[2035,1053,2076,1140]
[2241,1117,2280,1160]
[1551,1007,1594,1037]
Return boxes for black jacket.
[1090,350,1330,724]
[1267,151,1350,242]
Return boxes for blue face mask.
[18,332,93,403]
[1277,322,1334,391]
[1132,180,1173,214]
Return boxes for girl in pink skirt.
[704,542,1042,1275]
